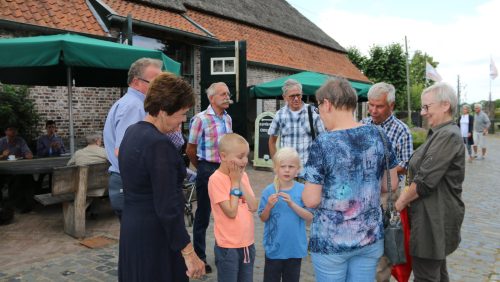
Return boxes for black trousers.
[263,256,302,282]
[412,256,449,282]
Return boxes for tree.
[362,43,407,110]
[0,85,39,142]
[346,46,367,71]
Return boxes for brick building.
[0,0,369,148]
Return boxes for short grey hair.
[206,82,228,97]
[127,58,163,85]
[316,78,357,111]
[462,104,471,112]
[474,103,482,110]
[422,82,458,117]
[85,131,102,145]
[367,82,396,104]
[282,79,302,95]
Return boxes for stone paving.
[0,134,499,281]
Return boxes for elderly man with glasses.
[267,79,324,179]
[103,57,163,220]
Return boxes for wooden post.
[63,166,88,238]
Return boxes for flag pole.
[405,36,411,125]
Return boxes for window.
[211,57,236,75]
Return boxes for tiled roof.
[104,0,209,37]
[0,0,106,36]
[187,10,369,82]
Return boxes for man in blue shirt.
[103,58,162,219]
[37,120,65,157]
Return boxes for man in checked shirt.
[362,82,413,282]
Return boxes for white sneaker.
[476,156,484,160]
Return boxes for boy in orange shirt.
[208,133,258,282]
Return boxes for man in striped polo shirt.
[186,82,233,273]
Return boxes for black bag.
[0,204,14,225]
[376,126,407,265]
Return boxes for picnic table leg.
[63,166,88,238]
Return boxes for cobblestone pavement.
[0,134,498,281]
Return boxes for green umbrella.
[0,33,181,153]
[249,71,371,101]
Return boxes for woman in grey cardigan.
[395,82,465,282]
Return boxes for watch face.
[231,189,242,197]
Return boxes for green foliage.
[410,127,427,149]
[347,43,407,111]
[346,46,367,71]
[0,85,39,142]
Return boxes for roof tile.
[187,10,368,82]
[103,0,208,37]
[0,0,107,36]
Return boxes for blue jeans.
[311,239,384,282]
[214,244,255,282]
[108,172,123,219]
[193,161,219,261]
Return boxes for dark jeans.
[412,256,449,282]
[5,175,36,212]
[108,172,123,220]
[214,244,255,282]
[264,257,302,282]
[193,160,219,261]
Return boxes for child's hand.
[228,161,243,187]
[267,193,279,209]
[278,192,295,207]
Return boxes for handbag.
[307,105,316,140]
[376,126,407,265]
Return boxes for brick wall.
[247,65,292,113]
[28,86,121,148]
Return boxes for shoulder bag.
[376,126,407,265]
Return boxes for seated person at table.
[67,132,107,166]
[0,125,35,213]
[0,125,33,160]
[37,120,65,157]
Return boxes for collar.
[128,87,146,102]
[428,120,455,136]
[284,103,306,114]
[368,114,395,126]
[206,105,227,118]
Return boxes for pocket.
[214,245,230,263]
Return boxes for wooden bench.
[34,162,109,238]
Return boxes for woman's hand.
[182,246,205,279]
[395,199,405,212]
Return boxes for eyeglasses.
[218,91,232,98]
[287,94,302,100]
[137,77,150,84]
[314,100,325,114]
[421,103,435,112]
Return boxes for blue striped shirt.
[268,103,325,168]
[362,115,413,170]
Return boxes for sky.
[286,0,500,103]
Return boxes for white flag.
[490,58,498,80]
[425,61,442,82]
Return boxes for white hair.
[282,79,302,95]
[367,82,396,104]
[422,82,458,117]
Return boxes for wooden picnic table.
[0,156,71,175]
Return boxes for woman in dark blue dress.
[118,72,205,281]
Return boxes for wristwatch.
[230,188,243,197]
